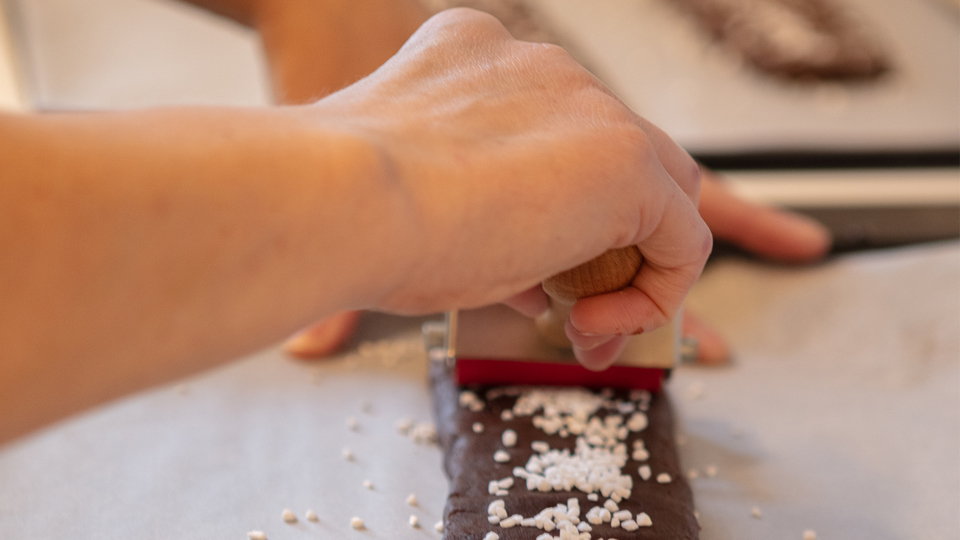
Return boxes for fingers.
[283,311,362,359]
[635,117,702,206]
[700,169,832,263]
[502,285,549,317]
[682,310,730,366]
[571,174,712,336]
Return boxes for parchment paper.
[0,1,957,538]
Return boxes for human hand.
[286,9,711,367]
[284,169,831,364]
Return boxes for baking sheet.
[528,0,960,155]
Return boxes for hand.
[285,169,831,364]
[286,9,711,366]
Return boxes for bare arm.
[0,106,413,442]
[0,11,710,443]
[180,0,428,104]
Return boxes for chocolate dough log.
[430,361,700,539]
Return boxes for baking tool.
[427,247,679,391]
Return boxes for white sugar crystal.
[305,510,319,522]
[483,533,500,540]
[500,515,521,528]
[407,493,418,506]
[409,422,437,445]
[621,519,639,531]
[502,429,518,447]
[469,401,484,412]
[488,515,500,524]
[537,534,553,540]
[521,518,537,527]
[495,489,509,496]
[350,517,365,530]
[434,521,444,532]
[686,381,706,400]
[657,473,672,484]
[488,500,505,514]
[409,515,419,527]
[498,477,514,489]
[531,441,550,452]
[489,480,499,494]
[577,522,592,531]
[494,450,511,463]
[587,493,598,501]
[604,500,619,512]
[473,422,485,433]
[637,512,652,526]
[501,410,514,421]
[803,530,817,540]
[626,412,648,432]
[639,465,652,480]
[395,417,413,435]
[613,510,631,521]
[751,507,762,518]
[610,517,620,527]
[345,417,359,431]
[282,509,297,523]
[705,465,718,477]
[460,390,480,407]
[247,532,266,540]
[342,447,355,461]
[363,480,374,490]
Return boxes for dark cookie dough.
[668,0,890,80]
[430,361,700,539]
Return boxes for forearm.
[179,0,428,104]
[0,108,414,442]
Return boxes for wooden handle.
[535,246,642,347]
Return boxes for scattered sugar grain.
[637,512,652,527]
[247,532,266,540]
[502,429,518,447]
[751,507,762,519]
[363,480,374,490]
[406,493,418,506]
[305,510,319,522]
[483,533,500,540]
[395,417,413,435]
[282,509,297,524]
[639,465,652,480]
[501,410,514,421]
[409,515,419,528]
[493,450,510,463]
[473,422,485,433]
[434,521,444,532]
[803,530,817,540]
[342,447,355,461]
[686,381,706,400]
[350,517,365,530]
[657,473,672,484]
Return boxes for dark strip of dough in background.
[430,360,700,539]
[666,0,891,80]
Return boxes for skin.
[0,9,710,444]
[234,0,831,364]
